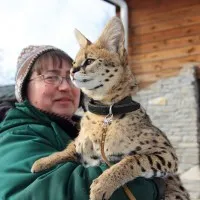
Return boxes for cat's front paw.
[90,174,115,200]
[31,157,51,173]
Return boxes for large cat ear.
[74,29,91,48]
[97,17,125,53]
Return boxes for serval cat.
[32,17,190,200]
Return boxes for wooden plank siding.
[126,0,200,88]
[129,35,200,55]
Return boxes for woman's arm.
[0,128,159,200]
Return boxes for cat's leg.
[90,153,177,200]
[31,141,77,173]
[164,175,190,200]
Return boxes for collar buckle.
[103,104,114,126]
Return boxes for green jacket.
[0,100,158,200]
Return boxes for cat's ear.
[74,29,91,48]
[97,17,125,54]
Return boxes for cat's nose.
[71,66,81,74]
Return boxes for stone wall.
[132,64,200,200]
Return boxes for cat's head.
[71,17,137,104]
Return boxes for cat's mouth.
[73,78,103,91]
[77,78,93,83]
[72,78,93,86]
[88,84,103,90]
[71,73,103,90]
[70,72,93,83]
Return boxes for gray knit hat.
[15,45,70,102]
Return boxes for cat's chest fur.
[74,108,161,167]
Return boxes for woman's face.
[27,57,80,117]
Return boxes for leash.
[100,105,136,200]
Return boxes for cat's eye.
[85,58,95,65]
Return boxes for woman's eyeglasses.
[29,74,75,87]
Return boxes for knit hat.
[15,45,68,102]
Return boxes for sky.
[0,0,115,85]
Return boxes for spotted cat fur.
[32,17,190,200]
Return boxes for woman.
[0,45,164,200]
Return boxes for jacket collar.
[15,100,80,138]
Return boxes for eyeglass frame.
[29,74,75,87]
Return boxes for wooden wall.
[126,0,200,88]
